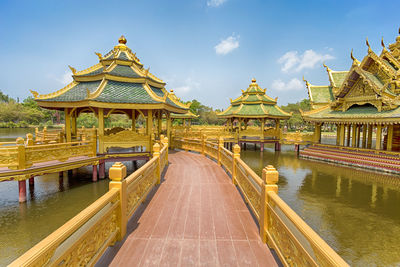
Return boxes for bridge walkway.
[103,151,277,266]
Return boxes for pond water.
[240,142,400,266]
[0,129,398,266]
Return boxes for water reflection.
[0,160,144,266]
[241,143,400,266]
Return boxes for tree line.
[0,90,312,130]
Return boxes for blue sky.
[0,0,399,109]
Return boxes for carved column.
[362,124,367,148]
[367,124,373,149]
[336,124,340,145]
[351,124,357,147]
[131,110,136,131]
[314,123,321,144]
[356,125,361,147]
[339,124,345,146]
[158,111,162,136]
[64,108,71,143]
[346,124,351,146]
[147,110,153,136]
[98,108,105,153]
[376,124,382,150]
[387,124,394,151]
[167,113,171,143]
[71,110,77,139]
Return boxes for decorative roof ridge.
[233,103,244,114]
[74,63,103,76]
[143,83,166,103]
[302,104,331,116]
[87,78,108,99]
[260,104,269,115]
[34,81,78,100]
[166,89,191,109]
[275,105,292,117]
[356,67,384,90]
[363,49,396,76]
[381,49,400,70]
[217,105,233,116]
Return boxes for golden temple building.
[218,78,291,150]
[31,36,189,153]
[301,28,400,151]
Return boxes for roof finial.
[351,49,360,65]
[302,76,310,87]
[381,37,385,48]
[323,62,330,72]
[251,78,256,83]
[118,35,127,44]
[366,37,372,53]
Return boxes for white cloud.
[168,77,200,96]
[56,71,73,85]
[277,50,334,72]
[215,35,239,55]
[207,0,227,7]
[271,78,304,91]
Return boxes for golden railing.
[314,143,400,157]
[0,134,97,171]
[10,138,169,267]
[35,127,65,143]
[173,137,348,266]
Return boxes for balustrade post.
[26,133,34,146]
[43,127,47,142]
[260,165,279,243]
[35,127,39,141]
[218,137,224,166]
[232,144,240,185]
[164,137,169,165]
[16,138,26,170]
[202,134,206,155]
[153,143,161,184]
[109,162,127,240]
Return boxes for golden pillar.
[362,124,367,148]
[64,108,71,142]
[351,124,357,147]
[131,110,136,131]
[336,124,340,145]
[71,110,77,138]
[367,124,373,149]
[346,124,351,146]
[314,123,321,144]
[158,111,162,136]
[167,113,171,143]
[376,124,382,150]
[261,118,265,137]
[146,110,153,136]
[339,124,345,146]
[98,108,105,153]
[356,125,361,147]
[387,124,394,151]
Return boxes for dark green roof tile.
[109,65,141,78]
[40,81,101,102]
[94,81,157,103]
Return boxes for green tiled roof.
[220,103,289,118]
[109,65,141,78]
[362,70,384,87]
[80,67,104,76]
[94,81,157,103]
[382,59,397,72]
[304,105,400,120]
[40,81,101,102]
[150,86,165,97]
[309,86,334,103]
[331,71,347,87]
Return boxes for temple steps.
[300,145,400,174]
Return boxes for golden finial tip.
[118,35,127,44]
[251,78,256,83]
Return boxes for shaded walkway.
[107,151,277,266]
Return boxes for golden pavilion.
[301,29,400,151]
[31,36,189,153]
[218,78,291,140]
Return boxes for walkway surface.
[107,151,277,266]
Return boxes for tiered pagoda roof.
[218,78,291,119]
[32,36,189,113]
[302,28,400,125]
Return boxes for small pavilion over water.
[218,78,291,150]
[302,29,400,151]
[32,36,189,153]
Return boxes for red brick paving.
[109,151,277,266]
